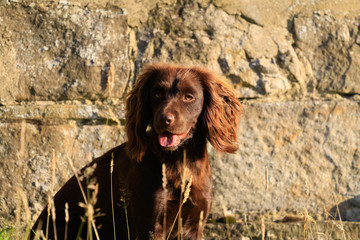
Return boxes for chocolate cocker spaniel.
[31,64,242,240]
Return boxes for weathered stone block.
[135,2,324,99]
[294,12,360,94]
[210,100,360,220]
[0,2,129,103]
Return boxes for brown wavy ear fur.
[192,67,243,153]
[125,65,161,161]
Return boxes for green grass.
[0,221,34,240]
[0,224,13,240]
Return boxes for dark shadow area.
[329,195,360,221]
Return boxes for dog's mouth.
[158,129,190,148]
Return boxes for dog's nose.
[162,113,175,125]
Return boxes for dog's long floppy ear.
[194,67,243,153]
[125,65,158,162]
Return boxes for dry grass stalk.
[324,205,341,238]
[323,194,341,238]
[167,175,193,240]
[180,150,188,194]
[66,157,88,206]
[162,163,168,190]
[19,120,26,158]
[182,176,192,205]
[323,206,332,233]
[51,150,56,192]
[162,163,168,240]
[45,196,51,240]
[15,191,21,240]
[17,187,31,236]
[15,120,26,239]
[50,199,58,240]
[105,107,121,125]
[198,211,204,228]
[178,150,189,240]
[15,187,31,240]
[49,149,58,240]
[104,62,115,98]
[121,195,131,240]
[197,210,204,240]
[89,183,99,240]
[263,166,269,240]
[66,157,100,240]
[220,196,231,240]
[79,183,99,240]
[261,217,265,240]
[32,218,44,239]
[178,217,183,240]
[110,154,117,240]
[45,150,57,240]
[335,188,347,240]
[243,214,254,240]
[64,202,69,240]
[86,152,93,163]
[265,166,269,191]
[303,209,318,239]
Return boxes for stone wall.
[0,0,359,230]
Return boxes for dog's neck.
[146,129,210,190]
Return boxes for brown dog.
[30,64,242,240]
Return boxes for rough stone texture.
[210,100,360,219]
[294,12,360,94]
[0,0,360,237]
[0,2,130,103]
[211,0,360,27]
[135,2,302,99]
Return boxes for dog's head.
[125,64,243,161]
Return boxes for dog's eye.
[184,94,194,101]
[153,91,164,99]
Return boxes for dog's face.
[149,69,204,150]
[125,64,242,161]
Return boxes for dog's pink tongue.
[158,132,188,148]
[159,134,176,147]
